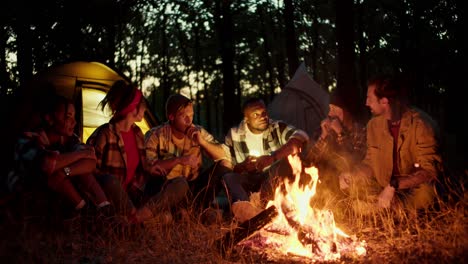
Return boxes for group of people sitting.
[6,74,443,226]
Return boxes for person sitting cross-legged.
[145,94,229,221]
[223,98,309,222]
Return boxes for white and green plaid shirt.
[225,119,309,165]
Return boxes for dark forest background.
[0,0,467,170]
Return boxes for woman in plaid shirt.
[88,80,161,223]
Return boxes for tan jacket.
[362,107,442,188]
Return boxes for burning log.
[218,205,278,251]
[281,202,337,254]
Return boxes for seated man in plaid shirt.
[223,97,309,222]
[145,94,228,218]
[301,95,367,203]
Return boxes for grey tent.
[268,62,329,137]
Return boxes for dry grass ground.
[1,179,466,264]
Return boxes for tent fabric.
[268,62,330,137]
[16,61,158,142]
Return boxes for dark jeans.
[97,174,135,216]
[149,162,230,212]
[223,159,293,206]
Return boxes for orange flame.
[245,154,366,261]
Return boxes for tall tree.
[214,0,239,134]
[335,0,359,118]
[284,0,300,78]
[356,0,368,96]
[14,0,33,87]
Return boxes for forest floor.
[1,176,466,264]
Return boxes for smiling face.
[244,101,269,134]
[50,102,77,137]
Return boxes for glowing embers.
[240,154,366,261]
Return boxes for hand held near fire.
[255,155,275,172]
[377,185,395,208]
[329,117,343,135]
[339,172,351,190]
[234,156,257,174]
[320,119,330,139]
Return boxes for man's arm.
[187,126,228,162]
[255,123,309,171]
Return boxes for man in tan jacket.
[340,75,442,212]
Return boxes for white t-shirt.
[245,125,264,157]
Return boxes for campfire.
[236,154,367,261]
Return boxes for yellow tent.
[16,61,158,142]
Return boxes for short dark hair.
[242,97,265,114]
[41,93,72,117]
[40,93,73,129]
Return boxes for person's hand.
[255,155,275,172]
[185,125,202,145]
[181,154,198,168]
[234,156,257,173]
[151,164,166,175]
[319,118,331,139]
[79,145,96,160]
[339,172,351,190]
[377,185,395,208]
[329,117,343,135]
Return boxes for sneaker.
[231,201,262,223]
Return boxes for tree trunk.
[160,13,171,118]
[284,0,299,78]
[310,11,319,81]
[356,1,367,101]
[447,0,468,159]
[259,7,276,101]
[15,18,33,88]
[335,0,359,118]
[0,24,9,96]
[215,0,239,134]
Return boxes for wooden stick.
[218,205,278,251]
